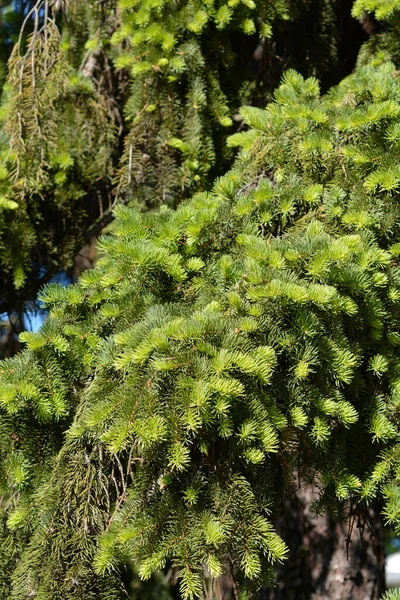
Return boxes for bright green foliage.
[0,0,358,321]
[352,0,400,21]
[355,0,400,68]
[111,0,290,206]
[383,591,400,600]
[2,59,400,597]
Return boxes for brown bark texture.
[266,485,386,600]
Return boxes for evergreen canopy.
[0,0,360,321]
[3,46,400,596]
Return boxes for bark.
[267,485,385,600]
[73,236,98,282]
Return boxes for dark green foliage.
[0,0,119,325]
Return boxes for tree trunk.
[266,485,386,600]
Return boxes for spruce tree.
[0,0,363,340]
[2,50,400,596]
[2,0,400,598]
